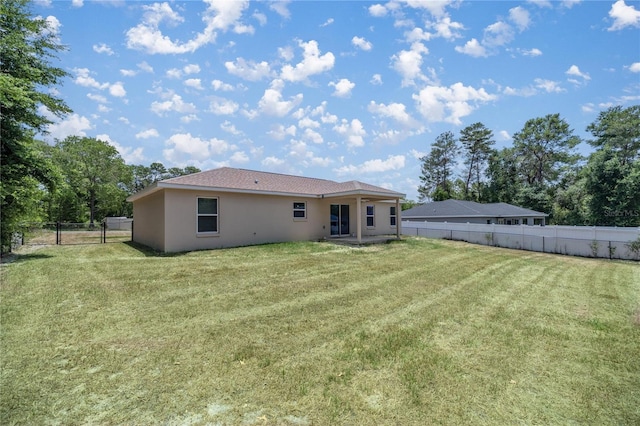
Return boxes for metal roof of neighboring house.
[403,199,547,218]
[127,167,405,202]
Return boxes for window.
[366,205,375,227]
[514,219,520,225]
[293,202,306,219]
[197,197,218,233]
[522,218,528,225]
[390,206,397,226]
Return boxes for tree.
[584,146,640,226]
[459,122,494,201]
[418,131,460,201]
[513,114,580,187]
[586,105,639,166]
[582,105,640,226]
[0,0,71,250]
[483,147,520,204]
[52,137,131,226]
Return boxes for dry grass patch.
[1,238,639,425]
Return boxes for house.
[402,199,547,225]
[127,167,405,252]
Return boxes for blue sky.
[35,0,640,200]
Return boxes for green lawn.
[1,238,639,425]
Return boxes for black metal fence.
[12,220,133,250]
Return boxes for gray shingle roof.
[403,199,547,218]
[128,167,404,201]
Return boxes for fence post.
[56,222,60,245]
[101,222,106,243]
[131,220,134,242]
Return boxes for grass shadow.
[1,252,54,265]
[122,241,191,258]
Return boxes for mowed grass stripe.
[1,238,638,425]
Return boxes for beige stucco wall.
[133,189,400,252]
[132,190,165,251]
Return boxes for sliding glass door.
[330,204,350,236]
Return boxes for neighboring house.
[403,199,547,225]
[127,167,405,252]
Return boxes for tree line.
[417,107,640,227]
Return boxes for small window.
[522,218,528,225]
[366,205,375,227]
[497,219,505,225]
[390,206,397,226]
[293,202,306,219]
[514,219,520,225]
[197,197,218,233]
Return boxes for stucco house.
[127,167,405,252]
[403,199,547,225]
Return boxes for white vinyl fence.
[402,221,640,260]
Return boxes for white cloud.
[298,117,320,129]
[180,114,200,123]
[225,58,272,81]
[413,82,496,125]
[72,0,84,7]
[509,6,530,32]
[167,64,201,79]
[561,0,582,8]
[320,18,334,27]
[46,113,93,141]
[352,36,372,51]
[150,94,197,116]
[534,78,565,93]
[221,121,242,135]
[370,74,383,85]
[120,69,137,77]
[258,79,303,117]
[87,93,108,103]
[455,38,488,57]
[212,79,234,91]
[230,151,250,163]
[126,0,252,54]
[391,42,430,86]
[629,62,640,73]
[97,134,145,164]
[278,46,294,61]
[302,128,324,144]
[483,21,514,47]
[566,65,590,85]
[280,40,335,82]
[270,0,291,19]
[164,133,234,163]
[73,67,109,89]
[138,61,154,73]
[93,43,114,55]
[368,101,420,128]
[184,78,204,90]
[108,82,126,97]
[43,15,61,39]
[428,16,465,40]
[333,118,366,148]
[369,4,388,17]
[527,0,552,8]
[267,124,297,140]
[608,0,640,30]
[334,155,405,176]
[520,48,542,57]
[209,97,239,115]
[135,129,159,139]
[329,78,355,98]
[498,130,511,140]
[253,11,267,26]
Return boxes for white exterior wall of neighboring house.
[404,215,544,225]
[132,189,400,252]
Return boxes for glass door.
[330,204,350,236]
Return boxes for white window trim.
[196,196,219,235]
[390,206,397,227]
[366,205,375,228]
[293,201,307,221]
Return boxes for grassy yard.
[1,238,639,425]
